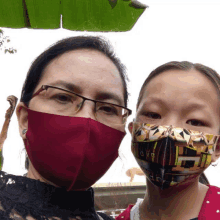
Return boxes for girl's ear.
[211,144,220,163]
[128,122,133,134]
[16,102,28,139]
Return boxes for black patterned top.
[0,170,109,220]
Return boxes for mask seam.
[67,118,91,191]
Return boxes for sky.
[1,0,220,187]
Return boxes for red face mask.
[25,109,125,191]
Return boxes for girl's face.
[135,69,220,135]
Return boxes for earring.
[211,160,219,167]
[22,129,27,135]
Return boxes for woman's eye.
[187,119,206,127]
[98,105,118,115]
[144,112,161,119]
[53,94,73,103]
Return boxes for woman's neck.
[140,177,209,220]
[26,160,87,191]
[27,161,59,187]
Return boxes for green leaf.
[62,0,146,31]
[0,0,146,31]
[108,0,118,9]
[25,0,61,29]
[0,0,28,28]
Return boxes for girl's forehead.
[139,69,220,111]
[143,69,218,97]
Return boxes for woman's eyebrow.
[49,80,82,93]
[47,80,124,105]
[96,92,123,105]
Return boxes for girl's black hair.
[137,61,220,108]
[137,61,220,185]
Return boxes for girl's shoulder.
[198,185,220,219]
[116,205,134,220]
[116,198,144,220]
[116,185,220,220]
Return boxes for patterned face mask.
[131,122,220,189]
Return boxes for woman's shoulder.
[0,170,100,219]
[198,185,220,219]
[97,212,114,220]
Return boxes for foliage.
[0,29,17,54]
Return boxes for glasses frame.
[31,85,132,125]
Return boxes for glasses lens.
[37,86,130,126]
[42,87,83,115]
[95,102,128,125]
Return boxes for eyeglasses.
[30,85,132,126]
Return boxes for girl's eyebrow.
[141,97,212,119]
[183,102,208,111]
[142,96,208,110]
[141,97,169,108]
[183,102,213,120]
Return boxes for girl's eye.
[144,112,161,119]
[186,119,206,127]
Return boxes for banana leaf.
[0,0,29,28]
[0,0,147,31]
[25,0,61,29]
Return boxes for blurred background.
[1,3,220,212]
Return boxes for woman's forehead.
[36,49,125,105]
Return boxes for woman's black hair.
[21,35,129,107]
[22,36,129,170]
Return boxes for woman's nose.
[73,100,97,120]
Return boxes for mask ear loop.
[211,136,220,167]
[0,95,18,170]
[131,118,137,140]
[211,159,219,167]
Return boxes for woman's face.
[135,69,220,135]
[18,49,125,132]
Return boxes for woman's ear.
[128,122,133,134]
[16,102,28,139]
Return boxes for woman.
[117,61,220,220]
[0,36,132,220]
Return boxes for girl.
[117,61,220,220]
